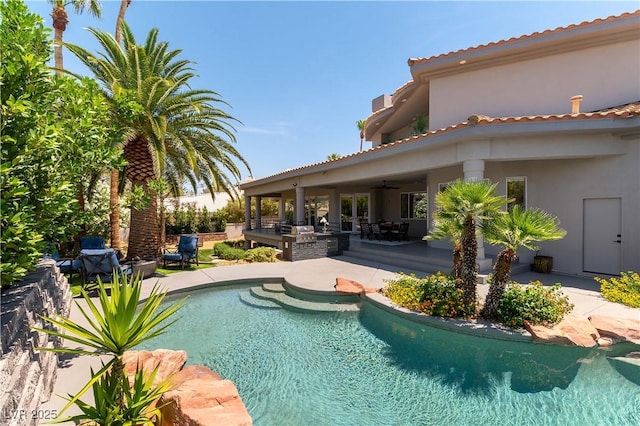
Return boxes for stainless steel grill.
[291,225,317,243]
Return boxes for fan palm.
[66,22,250,259]
[356,119,366,151]
[48,0,102,75]
[435,179,508,315]
[480,205,566,318]
[424,214,464,284]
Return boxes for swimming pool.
[139,284,640,425]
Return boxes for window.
[438,182,451,192]
[401,192,428,219]
[507,177,526,211]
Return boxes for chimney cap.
[570,95,584,101]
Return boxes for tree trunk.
[452,242,462,287]
[123,136,159,259]
[481,249,516,319]
[108,0,130,255]
[114,0,130,43]
[127,181,159,259]
[51,5,67,76]
[460,215,478,315]
[109,169,121,252]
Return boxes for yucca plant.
[33,272,186,422]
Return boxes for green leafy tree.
[66,22,251,259]
[480,206,566,318]
[433,179,508,315]
[1,1,117,285]
[34,274,186,422]
[327,153,341,160]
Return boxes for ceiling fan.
[371,180,400,190]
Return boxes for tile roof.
[249,102,640,183]
[407,10,640,66]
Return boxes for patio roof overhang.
[240,112,639,197]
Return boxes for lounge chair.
[163,235,199,268]
[79,248,132,287]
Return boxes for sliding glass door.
[340,193,370,232]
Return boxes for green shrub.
[595,271,640,308]
[212,209,228,232]
[382,272,465,318]
[213,242,245,261]
[497,281,573,328]
[245,247,277,263]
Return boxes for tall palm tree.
[435,179,508,315]
[48,0,102,75]
[480,205,566,318]
[66,22,250,259]
[356,119,366,152]
[107,0,133,253]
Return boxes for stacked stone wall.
[0,261,72,426]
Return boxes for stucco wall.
[426,139,640,275]
[429,39,640,130]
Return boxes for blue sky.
[26,0,638,185]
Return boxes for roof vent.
[570,95,583,114]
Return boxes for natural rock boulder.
[122,349,188,385]
[588,315,640,344]
[159,366,252,426]
[335,277,377,295]
[524,314,600,347]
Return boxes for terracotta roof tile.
[407,10,640,66]
[251,102,639,183]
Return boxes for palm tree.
[107,0,133,253]
[66,22,250,259]
[435,179,508,315]
[480,205,566,318]
[424,213,464,284]
[327,153,341,160]
[48,0,102,75]
[356,119,366,152]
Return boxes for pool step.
[238,290,282,310]
[262,283,286,293]
[249,286,360,313]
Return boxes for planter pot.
[131,260,158,279]
[533,256,553,273]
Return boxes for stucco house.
[239,11,640,276]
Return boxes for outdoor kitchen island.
[243,225,350,262]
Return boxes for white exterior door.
[583,198,622,275]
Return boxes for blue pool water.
[139,284,640,425]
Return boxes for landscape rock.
[588,315,640,344]
[335,277,377,295]
[123,349,187,385]
[524,314,599,347]
[159,370,252,426]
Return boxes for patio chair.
[79,236,106,250]
[79,248,132,287]
[45,243,81,281]
[390,222,410,241]
[371,223,389,241]
[163,234,199,268]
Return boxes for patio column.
[463,159,486,260]
[244,195,252,231]
[278,198,285,221]
[255,196,262,229]
[295,185,305,225]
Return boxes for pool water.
[139,285,640,425]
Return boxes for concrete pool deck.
[40,256,638,423]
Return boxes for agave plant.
[34,272,186,422]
